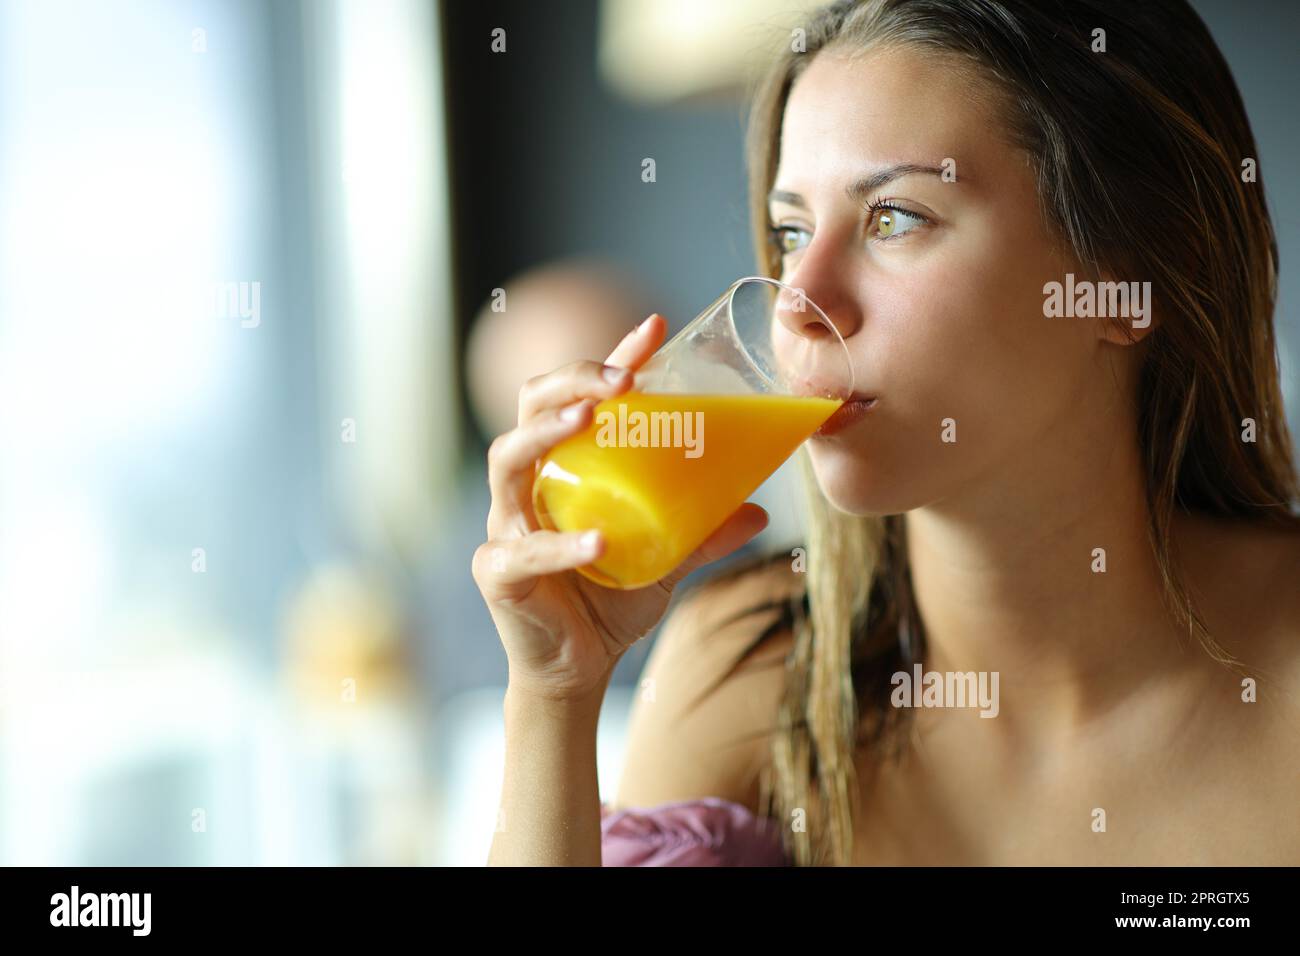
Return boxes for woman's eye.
[768,224,810,256]
[768,205,927,258]
[870,205,926,240]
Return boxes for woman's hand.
[472,314,770,704]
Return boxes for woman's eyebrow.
[768,162,950,209]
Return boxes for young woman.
[477,0,1300,866]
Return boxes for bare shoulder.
[1243,522,1300,726]
[1236,518,1300,666]
[610,552,803,815]
[1260,525,1300,681]
[1192,516,1300,854]
[1178,512,1300,678]
[1219,523,1300,861]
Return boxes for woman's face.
[772,45,1125,516]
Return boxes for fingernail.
[634,314,656,334]
[560,400,586,422]
[602,365,628,384]
[580,530,602,552]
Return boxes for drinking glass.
[531,276,854,589]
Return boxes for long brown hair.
[683,0,1300,867]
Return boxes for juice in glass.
[533,390,841,588]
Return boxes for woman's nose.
[775,267,861,343]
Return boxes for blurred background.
[0,0,1295,865]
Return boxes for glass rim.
[724,275,855,398]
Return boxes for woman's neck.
[902,419,1195,748]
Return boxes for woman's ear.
[1098,312,1157,346]
[1094,270,1158,346]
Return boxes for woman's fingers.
[486,400,598,537]
[484,313,671,559]
[517,358,634,426]
[513,314,664,424]
[473,529,606,604]
[604,313,665,368]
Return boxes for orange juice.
[532,391,841,588]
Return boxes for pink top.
[600,796,790,866]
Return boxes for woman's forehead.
[776,47,1009,199]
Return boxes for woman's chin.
[806,452,930,517]
[810,470,900,517]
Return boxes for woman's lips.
[813,396,877,437]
